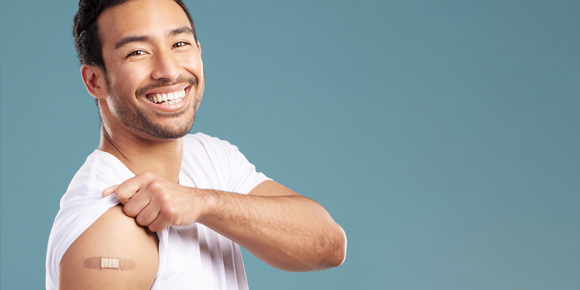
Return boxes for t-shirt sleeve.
[194,134,270,194]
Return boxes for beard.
[105,75,204,140]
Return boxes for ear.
[81,64,108,99]
[196,41,202,55]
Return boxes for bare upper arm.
[59,205,159,290]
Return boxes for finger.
[124,176,166,217]
[102,185,119,198]
[134,201,162,228]
[114,175,149,204]
[148,207,175,232]
[123,194,152,218]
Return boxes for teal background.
[1,0,579,289]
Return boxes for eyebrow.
[169,27,194,37]
[114,27,194,49]
[114,35,149,49]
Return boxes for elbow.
[326,226,347,268]
[315,225,347,270]
[278,226,347,272]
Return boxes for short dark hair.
[72,0,198,71]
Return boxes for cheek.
[179,54,203,78]
[112,66,148,95]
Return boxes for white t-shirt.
[46,133,270,289]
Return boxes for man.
[45,0,347,289]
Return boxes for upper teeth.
[148,90,186,104]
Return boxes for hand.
[102,172,207,232]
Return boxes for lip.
[142,84,191,113]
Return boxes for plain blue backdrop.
[1,0,579,289]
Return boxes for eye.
[126,50,147,58]
[173,41,190,48]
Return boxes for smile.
[146,90,186,105]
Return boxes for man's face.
[97,0,204,140]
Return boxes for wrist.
[194,188,219,225]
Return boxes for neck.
[98,126,183,183]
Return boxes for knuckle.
[147,180,164,193]
[114,186,127,199]
[160,206,176,219]
[140,171,155,179]
[158,192,171,203]
[123,205,137,217]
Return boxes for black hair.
[72,0,198,71]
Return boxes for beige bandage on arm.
[101,257,119,269]
[83,257,136,270]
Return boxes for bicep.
[59,205,159,290]
[248,180,301,197]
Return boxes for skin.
[59,0,346,288]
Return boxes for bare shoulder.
[59,205,159,289]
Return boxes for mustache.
[135,76,197,97]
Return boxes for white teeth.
[149,90,186,104]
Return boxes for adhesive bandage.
[101,257,120,269]
[84,256,136,270]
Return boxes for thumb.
[102,184,119,198]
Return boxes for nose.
[150,50,181,81]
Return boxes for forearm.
[199,185,347,271]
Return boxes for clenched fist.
[103,172,211,232]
